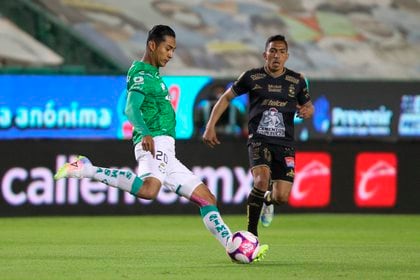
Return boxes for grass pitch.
[0,214,419,280]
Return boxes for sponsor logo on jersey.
[262,99,288,107]
[256,108,285,137]
[268,84,282,93]
[355,152,397,207]
[252,84,263,91]
[289,152,331,207]
[285,75,299,84]
[285,156,295,167]
[250,73,267,80]
[134,76,144,84]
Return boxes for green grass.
[1,214,419,280]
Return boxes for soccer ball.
[226,230,260,264]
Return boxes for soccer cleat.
[253,244,269,263]
[54,155,92,180]
[260,203,274,227]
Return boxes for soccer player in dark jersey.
[54,25,268,262]
[203,34,314,237]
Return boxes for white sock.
[200,205,232,248]
[264,191,272,203]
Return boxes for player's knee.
[190,185,217,206]
[137,189,158,200]
[202,189,217,205]
[136,180,160,200]
[253,178,270,191]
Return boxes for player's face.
[154,36,176,68]
[263,41,288,73]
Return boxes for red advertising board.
[289,152,331,207]
[355,152,397,207]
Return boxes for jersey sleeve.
[297,76,311,105]
[231,71,252,96]
[125,92,151,136]
[125,71,152,136]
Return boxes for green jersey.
[126,61,176,144]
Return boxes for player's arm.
[203,88,236,148]
[296,74,314,119]
[125,91,149,135]
[125,91,155,156]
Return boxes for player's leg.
[247,165,271,236]
[189,184,232,247]
[131,141,165,199]
[54,155,147,196]
[189,183,269,262]
[269,179,293,204]
[246,140,272,237]
[266,145,295,204]
[159,136,232,247]
[261,146,295,225]
[54,141,165,199]
[245,165,271,262]
[166,174,232,248]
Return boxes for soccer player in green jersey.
[54,25,268,262]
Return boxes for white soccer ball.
[226,230,260,264]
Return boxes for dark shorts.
[248,140,295,182]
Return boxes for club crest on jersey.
[288,84,296,98]
[158,162,167,174]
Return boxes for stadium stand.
[0,16,63,68]
[0,0,124,73]
[1,0,420,78]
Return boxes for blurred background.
[0,0,419,216]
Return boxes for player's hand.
[202,127,220,148]
[141,135,155,157]
[296,102,314,119]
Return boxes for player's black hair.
[265,34,288,51]
[147,25,176,45]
